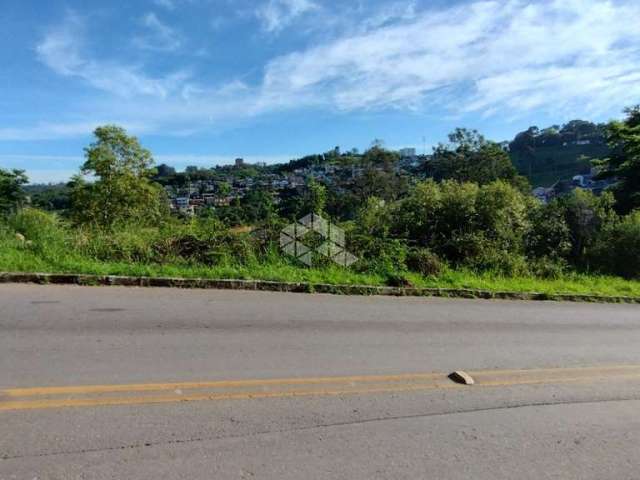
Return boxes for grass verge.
[2,241,640,299]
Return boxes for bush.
[590,210,640,278]
[384,272,414,287]
[350,197,408,274]
[557,189,617,264]
[8,208,68,254]
[464,248,530,277]
[351,236,408,275]
[406,248,443,276]
[525,202,571,260]
[395,180,529,268]
[529,256,568,280]
[76,227,160,263]
[73,217,259,267]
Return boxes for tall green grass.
[2,209,640,297]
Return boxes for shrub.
[464,248,530,277]
[526,202,571,260]
[384,272,414,287]
[475,180,530,253]
[590,210,640,278]
[406,248,443,276]
[75,227,160,263]
[351,236,408,276]
[529,256,568,280]
[557,189,617,265]
[8,208,68,254]
[395,180,529,268]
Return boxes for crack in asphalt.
[2,395,640,461]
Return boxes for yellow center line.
[0,383,457,412]
[4,372,444,397]
[9,365,640,398]
[2,365,640,412]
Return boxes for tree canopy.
[70,125,167,228]
[430,128,525,187]
[0,168,28,216]
[597,106,640,214]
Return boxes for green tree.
[591,210,640,279]
[303,179,327,214]
[70,125,167,228]
[525,201,572,260]
[0,168,28,216]
[556,189,617,264]
[596,106,640,214]
[394,179,530,272]
[241,188,276,223]
[216,181,231,199]
[430,128,525,187]
[29,183,71,212]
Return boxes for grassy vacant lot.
[3,238,640,298]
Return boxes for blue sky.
[1,0,640,183]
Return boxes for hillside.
[508,120,610,187]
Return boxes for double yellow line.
[2,365,640,412]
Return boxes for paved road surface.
[2,284,640,479]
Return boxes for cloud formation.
[153,0,176,10]
[256,0,319,33]
[16,0,640,142]
[134,12,183,51]
[259,0,640,116]
[36,12,190,98]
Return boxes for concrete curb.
[1,271,639,304]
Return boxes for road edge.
[1,271,639,304]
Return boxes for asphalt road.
[2,284,640,479]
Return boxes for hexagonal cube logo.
[280,213,358,267]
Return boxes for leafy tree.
[430,128,524,187]
[302,179,327,214]
[361,146,399,169]
[155,164,176,178]
[350,196,408,274]
[525,201,572,260]
[394,179,530,272]
[217,181,231,198]
[28,183,71,212]
[70,125,167,229]
[596,106,640,214]
[556,189,617,264]
[240,188,276,223]
[353,168,409,203]
[591,210,640,279]
[0,168,28,216]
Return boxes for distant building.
[532,186,553,204]
[399,148,416,158]
[235,158,245,167]
[175,197,190,210]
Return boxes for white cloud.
[134,12,182,52]
[257,0,319,33]
[153,0,176,10]
[257,0,640,116]
[0,122,101,141]
[0,155,82,184]
[21,0,640,143]
[36,12,190,98]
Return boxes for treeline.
[509,119,611,187]
[1,106,640,281]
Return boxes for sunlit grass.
[2,239,640,298]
